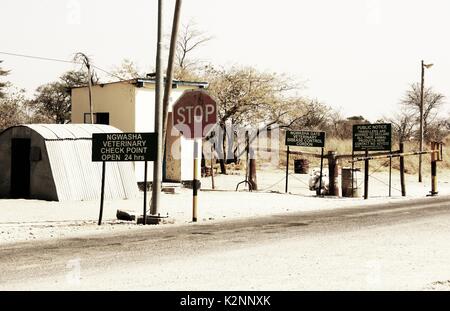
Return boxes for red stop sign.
[172,90,218,139]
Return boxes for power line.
[92,65,127,82]
[0,51,127,81]
[0,51,80,64]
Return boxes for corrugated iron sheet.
[22,124,139,201]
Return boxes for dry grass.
[259,136,450,174]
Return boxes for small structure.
[0,124,138,201]
[71,76,208,184]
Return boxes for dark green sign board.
[285,130,326,148]
[352,123,392,152]
[92,132,157,162]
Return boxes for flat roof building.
[71,77,208,184]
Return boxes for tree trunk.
[219,124,227,174]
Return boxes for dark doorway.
[10,139,31,199]
[96,113,110,125]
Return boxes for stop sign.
[172,89,217,139]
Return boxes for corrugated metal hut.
[0,124,139,201]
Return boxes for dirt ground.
[1,167,449,245]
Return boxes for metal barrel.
[341,167,360,197]
[294,159,309,174]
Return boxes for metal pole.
[351,150,355,197]
[211,143,215,190]
[285,146,289,193]
[143,161,148,225]
[318,147,324,196]
[430,142,438,196]
[399,142,406,196]
[364,149,369,200]
[193,139,199,222]
[150,0,164,216]
[162,0,183,147]
[98,161,106,226]
[419,60,424,183]
[389,147,392,197]
[87,63,94,124]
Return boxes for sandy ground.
[1,167,449,245]
[2,200,450,291]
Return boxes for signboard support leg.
[193,139,199,222]
[211,144,215,190]
[399,142,406,197]
[364,149,369,200]
[98,161,106,226]
[285,146,290,193]
[318,147,324,196]
[351,150,355,197]
[430,142,438,196]
[389,148,392,197]
[143,161,148,225]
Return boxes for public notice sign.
[92,132,157,162]
[352,123,392,152]
[285,130,326,148]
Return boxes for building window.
[84,113,110,125]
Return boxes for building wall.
[71,82,202,183]
[71,82,136,132]
[0,127,58,201]
[134,85,202,182]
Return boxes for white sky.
[1,0,449,121]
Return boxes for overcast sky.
[1,0,449,121]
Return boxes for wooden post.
[399,142,406,197]
[430,142,438,196]
[249,159,257,191]
[248,134,257,190]
[143,161,148,225]
[318,148,324,196]
[98,161,106,226]
[364,149,369,200]
[327,151,339,196]
[285,146,290,193]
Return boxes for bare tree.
[203,65,315,173]
[110,59,142,80]
[0,60,10,99]
[174,21,212,80]
[0,89,27,131]
[401,83,446,142]
[385,110,416,143]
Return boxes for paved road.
[1,196,450,290]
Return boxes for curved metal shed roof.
[23,124,121,140]
[2,124,138,201]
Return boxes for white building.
[71,77,208,184]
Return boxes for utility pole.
[419,60,425,183]
[162,0,183,147]
[74,52,94,124]
[419,60,434,183]
[150,0,164,219]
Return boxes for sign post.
[98,161,106,226]
[285,130,326,194]
[92,132,157,225]
[193,139,199,222]
[173,90,217,222]
[352,123,392,200]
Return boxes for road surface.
[1,196,450,290]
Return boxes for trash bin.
[294,159,309,174]
[341,167,360,197]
